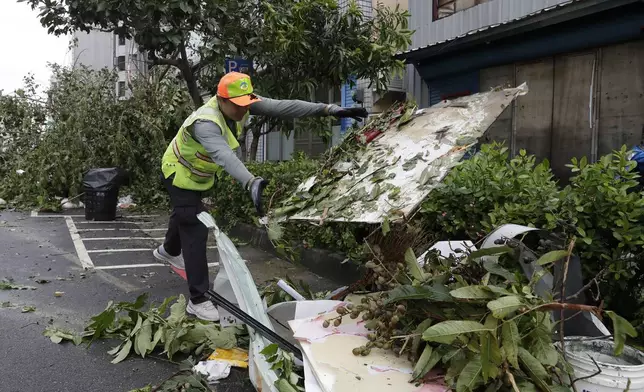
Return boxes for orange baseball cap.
[217,72,261,106]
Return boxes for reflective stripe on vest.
[171,139,211,178]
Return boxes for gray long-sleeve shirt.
[192,96,338,188]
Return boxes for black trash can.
[82,168,128,221]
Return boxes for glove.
[247,177,269,216]
[328,105,369,121]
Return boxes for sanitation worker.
[153,72,368,321]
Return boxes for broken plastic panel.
[286,84,528,224]
[197,212,281,392]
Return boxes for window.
[118,81,126,97]
[117,56,126,71]
[118,33,125,46]
[433,0,491,21]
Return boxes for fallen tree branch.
[560,238,575,364]
[566,267,607,301]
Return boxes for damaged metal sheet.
[285,83,528,224]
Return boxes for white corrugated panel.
[409,0,572,48]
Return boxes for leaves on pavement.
[42,293,242,364]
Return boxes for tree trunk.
[178,43,203,107]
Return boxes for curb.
[228,223,364,286]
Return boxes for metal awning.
[396,0,639,64]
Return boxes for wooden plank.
[479,64,515,146]
[515,58,554,162]
[597,40,644,157]
[551,52,596,181]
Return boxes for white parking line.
[75,221,158,225]
[75,228,167,232]
[95,262,219,270]
[30,210,160,219]
[82,237,165,241]
[87,246,217,254]
[65,216,94,270]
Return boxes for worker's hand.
[328,105,369,121]
[247,177,269,216]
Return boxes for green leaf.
[86,306,116,346]
[487,296,523,319]
[467,246,511,261]
[43,325,82,345]
[529,269,549,288]
[385,284,452,304]
[381,217,390,236]
[130,314,143,337]
[21,305,36,313]
[606,310,638,356]
[167,295,187,326]
[423,321,493,344]
[204,326,237,349]
[412,318,433,357]
[404,248,427,282]
[135,319,153,358]
[111,339,133,364]
[518,347,550,391]
[483,260,516,283]
[480,331,502,382]
[531,335,558,367]
[502,321,520,368]
[516,380,538,392]
[261,343,279,358]
[157,296,177,315]
[456,356,484,392]
[267,221,284,242]
[450,285,496,300]
[536,250,568,266]
[411,345,441,382]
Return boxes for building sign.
[225,58,252,74]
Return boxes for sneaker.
[153,245,185,270]
[186,299,220,322]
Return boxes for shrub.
[420,143,561,240]
[559,148,644,278]
[559,148,644,330]
[0,65,192,208]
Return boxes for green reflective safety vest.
[161,97,249,191]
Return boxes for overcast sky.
[0,1,71,94]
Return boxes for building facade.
[399,0,644,180]
[71,30,148,98]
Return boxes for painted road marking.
[87,246,217,254]
[75,227,167,232]
[82,237,166,241]
[95,262,219,270]
[64,216,94,270]
[31,210,159,219]
[75,221,158,225]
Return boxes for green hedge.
[207,152,367,259]
[208,143,644,332]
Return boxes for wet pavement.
[0,208,336,392]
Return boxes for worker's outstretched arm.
[192,120,254,188]
[193,120,267,215]
[249,95,368,120]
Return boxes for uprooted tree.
[22,0,413,159]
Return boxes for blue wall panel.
[340,76,357,134]
[428,71,480,106]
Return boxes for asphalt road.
[0,209,336,392]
